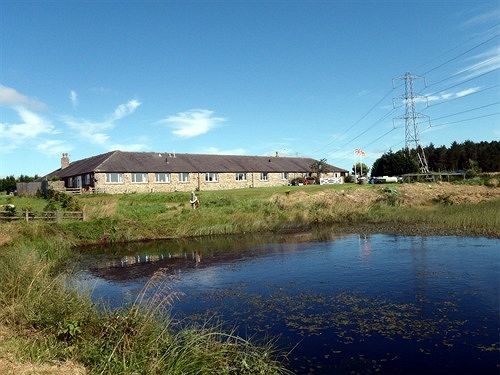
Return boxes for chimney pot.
[61,153,70,169]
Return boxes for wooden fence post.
[25,210,29,222]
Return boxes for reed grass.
[0,238,288,374]
[0,183,498,373]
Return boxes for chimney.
[61,153,70,169]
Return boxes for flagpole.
[354,149,357,183]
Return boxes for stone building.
[44,151,348,194]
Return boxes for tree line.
[0,175,39,193]
[371,140,500,177]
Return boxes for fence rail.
[0,211,84,222]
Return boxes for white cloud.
[411,87,481,105]
[456,47,500,80]
[62,99,145,151]
[162,109,225,138]
[204,147,246,155]
[455,87,481,97]
[36,139,73,156]
[70,90,78,108]
[0,107,56,153]
[463,8,500,27]
[0,107,55,140]
[109,99,141,121]
[62,117,111,146]
[0,84,46,111]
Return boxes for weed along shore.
[0,182,499,374]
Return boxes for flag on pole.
[354,148,366,156]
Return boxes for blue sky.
[1,0,499,176]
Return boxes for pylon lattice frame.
[393,72,430,174]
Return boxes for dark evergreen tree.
[372,140,500,175]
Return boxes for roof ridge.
[93,150,118,171]
[110,150,313,159]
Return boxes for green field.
[0,183,498,374]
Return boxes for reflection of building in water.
[85,231,351,282]
[103,251,203,268]
[359,234,372,261]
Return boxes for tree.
[372,140,500,175]
[0,174,40,193]
[465,159,481,178]
[310,159,331,182]
[352,162,369,177]
[371,150,418,176]
[0,176,16,193]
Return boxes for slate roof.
[45,151,348,178]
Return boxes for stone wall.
[15,180,66,196]
[94,172,306,194]
[16,182,42,196]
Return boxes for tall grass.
[0,184,497,373]
[0,238,288,374]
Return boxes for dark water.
[72,231,500,374]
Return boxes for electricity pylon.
[393,72,430,173]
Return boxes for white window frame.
[67,177,73,188]
[84,174,91,185]
[205,172,219,182]
[179,172,189,183]
[131,173,148,183]
[235,172,247,181]
[260,172,269,181]
[281,172,289,180]
[155,173,171,183]
[106,173,123,184]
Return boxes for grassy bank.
[0,236,287,374]
[0,182,498,374]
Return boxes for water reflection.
[79,230,348,282]
[73,232,500,374]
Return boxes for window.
[235,172,247,181]
[106,173,123,183]
[132,173,148,183]
[281,172,289,180]
[155,173,170,183]
[260,172,268,181]
[84,174,91,185]
[205,172,218,182]
[67,177,73,187]
[179,172,189,182]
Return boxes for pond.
[72,231,500,374]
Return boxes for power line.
[413,23,499,73]
[426,84,500,108]
[420,102,500,123]
[420,33,499,76]
[355,74,498,155]
[340,107,397,147]
[365,104,499,152]
[311,29,499,159]
[362,126,400,148]
[309,87,398,156]
[428,112,500,128]
[424,56,499,90]
[426,67,499,96]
